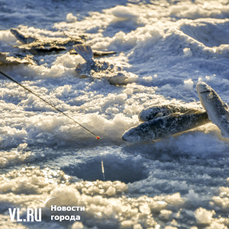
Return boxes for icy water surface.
[1,0,229,228]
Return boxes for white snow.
[1,0,229,228]
[183,47,192,57]
[194,207,215,224]
[66,13,77,23]
[184,78,194,90]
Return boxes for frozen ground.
[1,0,229,228]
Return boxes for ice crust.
[1,0,229,228]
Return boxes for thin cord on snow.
[0,70,100,139]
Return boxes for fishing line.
[0,70,100,140]
[101,160,105,180]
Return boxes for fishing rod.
[0,70,100,140]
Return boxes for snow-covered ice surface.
[1,0,229,228]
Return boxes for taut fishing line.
[0,70,100,139]
[0,70,106,181]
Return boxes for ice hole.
[62,158,148,184]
